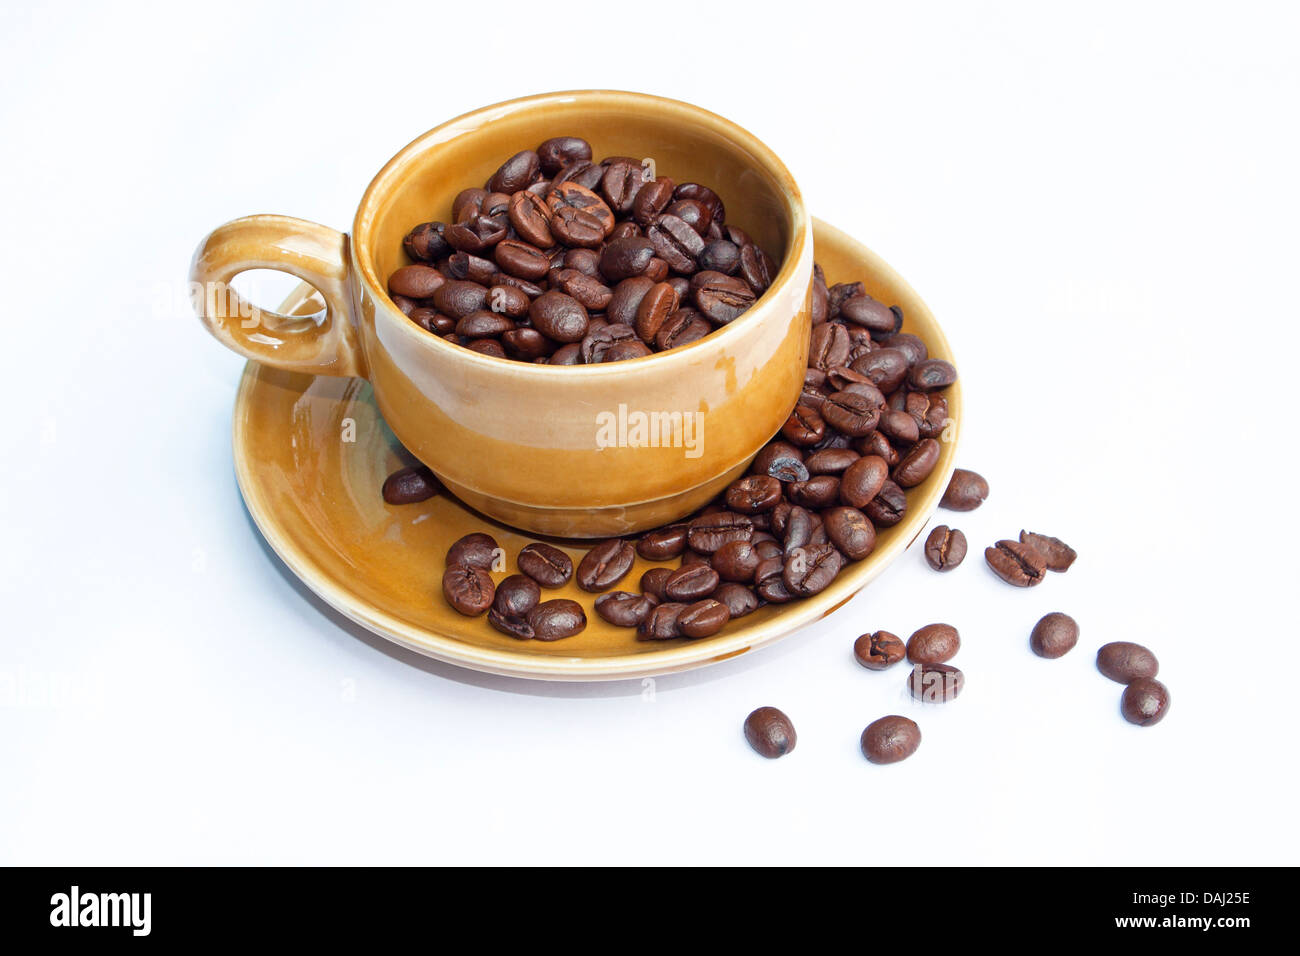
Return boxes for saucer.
[232,217,960,680]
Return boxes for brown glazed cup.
[190,90,813,537]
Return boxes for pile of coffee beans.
[388,135,779,362]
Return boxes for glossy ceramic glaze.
[232,218,960,681]
[193,91,814,537]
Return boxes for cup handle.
[189,214,366,378]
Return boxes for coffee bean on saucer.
[1096,642,1159,683]
[893,438,941,488]
[446,532,500,571]
[639,567,673,602]
[687,512,753,554]
[382,465,441,504]
[594,591,657,627]
[1019,530,1077,572]
[487,574,541,638]
[743,706,796,759]
[1121,678,1171,726]
[782,543,843,597]
[940,469,988,511]
[854,631,906,670]
[713,582,759,619]
[664,564,720,602]
[1030,612,1078,659]
[908,662,964,702]
[711,540,760,583]
[907,624,960,665]
[517,542,572,588]
[443,566,495,616]
[861,715,921,764]
[637,602,687,640]
[823,506,875,560]
[678,599,730,638]
[576,539,636,592]
[527,599,587,641]
[636,525,688,561]
[924,525,966,571]
[985,539,1047,587]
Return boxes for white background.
[2,0,1297,865]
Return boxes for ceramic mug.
[191,90,813,537]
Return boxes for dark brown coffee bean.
[755,558,795,603]
[456,310,515,339]
[580,322,636,364]
[894,438,941,488]
[781,405,826,447]
[804,448,860,475]
[877,408,920,444]
[382,465,440,504]
[850,348,909,393]
[1097,642,1159,684]
[492,573,540,619]
[639,567,673,602]
[808,322,851,371]
[854,631,906,670]
[678,599,730,638]
[527,599,587,641]
[827,282,864,319]
[985,539,1048,587]
[597,236,654,282]
[840,455,889,508]
[403,221,451,263]
[517,542,573,588]
[529,290,589,343]
[743,706,796,759]
[711,539,760,583]
[941,469,989,511]
[858,430,900,467]
[433,280,489,319]
[840,294,897,334]
[713,582,759,619]
[446,251,499,284]
[409,307,455,334]
[602,339,651,363]
[537,136,592,176]
[823,506,876,560]
[576,538,636,592]
[545,181,614,233]
[698,239,741,275]
[908,663,964,702]
[910,358,958,391]
[907,623,960,664]
[687,512,753,554]
[1121,678,1171,726]
[690,269,754,323]
[637,602,686,640]
[552,159,603,190]
[451,187,488,222]
[821,390,882,437]
[861,715,921,764]
[725,475,783,514]
[442,565,495,616]
[864,480,907,527]
[549,205,606,247]
[637,525,688,561]
[780,505,815,551]
[493,238,550,280]
[444,213,508,254]
[1030,612,1079,659]
[487,150,540,194]
[1019,530,1077,572]
[654,310,711,349]
[606,276,655,326]
[787,475,840,509]
[487,284,530,318]
[446,532,500,570]
[906,391,950,440]
[881,331,927,365]
[488,607,535,640]
[664,564,720,602]
[600,159,646,214]
[631,176,675,225]
[752,441,803,476]
[547,343,582,365]
[594,591,656,627]
[767,456,810,483]
[739,243,776,294]
[502,327,552,361]
[466,338,506,358]
[388,264,446,300]
[924,525,967,571]
[634,281,679,342]
[782,543,844,596]
[552,270,612,311]
[811,273,829,324]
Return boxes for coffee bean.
[907,623,960,664]
[788,475,840,509]
[743,706,796,759]
[599,237,655,282]
[821,390,882,437]
[941,469,989,511]
[909,358,958,391]
[851,348,909,393]
[382,465,440,504]
[877,408,920,444]
[537,136,592,176]
[1019,530,1077,572]
[634,282,679,342]
[580,322,637,364]
[488,606,535,640]
[639,567,673,602]
[854,630,906,670]
[698,239,741,275]
[739,243,776,294]
[576,538,636,592]
[985,539,1048,587]
[664,564,720,602]
[805,448,860,475]
[452,187,488,222]
[517,542,573,588]
[637,525,688,561]
[861,715,921,764]
[1096,642,1159,684]
[388,264,446,299]
[494,238,551,280]
[687,512,753,554]
[456,310,515,339]
[601,160,646,214]
[839,294,896,334]
[677,598,730,638]
[433,280,489,319]
[553,159,603,190]
[527,599,587,641]
[924,525,967,571]
[713,582,759,619]
[1121,678,1171,726]
[823,506,876,560]
[782,543,843,597]
[446,532,499,570]
[444,213,508,254]
[488,150,540,193]
[840,455,889,508]
[908,662,964,702]
[403,222,451,262]
[594,591,657,627]
[632,177,676,226]
[781,405,826,447]
[725,475,783,514]
[752,441,803,476]
[710,539,760,583]
[655,311,711,349]
[906,391,950,440]
[502,327,551,361]
[529,290,589,343]
[692,270,755,323]
[1030,612,1078,658]
[637,602,687,640]
[443,565,495,616]
[808,322,850,371]
[894,438,941,487]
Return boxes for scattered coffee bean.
[908,662,964,702]
[527,599,587,641]
[382,465,441,504]
[1019,530,1077,572]
[924,525,967,571]
[906,623,960,664]
[664,563,720,602]
[594,591,657,627]
[442,565,495,616]
[517,542,573,588]
[446,532,500,571]
[1121,677,1171,726]
[1030,612,1078,658]
[713,582,759,619]
[639,567,673,602]
[861,715,922,764]
[637,602,686,640]
[985,539,1047,587]
[940,469,988,511]
[854,631,906,670]
[743,706,797,759]
[1096,642,1159,683]
[678,599,731,638]
[576,539,636,592]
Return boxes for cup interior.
[354,91,802,353]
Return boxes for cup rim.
[352,89,810,378]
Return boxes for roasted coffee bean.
[603,338,650,362]
[698,239,741,275]
[655,311,711,349]
[467,338,506,358]
[1096,642,1159,684]
[580,322,637,364]
[452,187,488,222]
[564,247,601,276]
[907,623,960,664]
[443,565,495,616]
[864,480,907,527]
[909,358,958,391]
[752,537,783,561]
[839,294,897,334]
[599,236,655,282]
[851,348,909,393]
[527,599,587,641]
[986,539,1048,587]
[502,327,551,361]
[678,599,730,638]
[881,331,927,366]
[606,276,655,326]
[494,238,551,280]
[537,136,592,176]
[410,308,455,334]
[861,715,921,764]
[782,543,843,597]
[444,213,508,254]
[594,591,656,627]
[637,525,688,561]
[403,222,451,263]
[682,549,711,566]
[687,512,753,554]
[854,630,906,670]
[632,177,676,226]
[664,198,712,236]
[711,539,760,583]
[492,573,541,619]
[840,455,889,508]
[487,284,530,318]
[433,280,489,319]
[456,310,515,339]
[390,294,418,316]
[755,561,795,603]
[634,281,679,342]
[858,430,900,467]
[781,505,815,551]
[924,525,967,571]
[713,582,760,619]
[941,468,989,511]
[827,282,865,319]
[488,606,535,640]
[446,251,499,284]
[546,182,615,233]
[805,448,859,475]
[446,532,500,570]
[743,706,796,759]
[725,475,783,514]
[576,538,636,592]
[894,438,941,488]
[382,465,440,504]
[692,270,754,323]
[552,159,604,190]
[529,290,589,343]
[787,475,840,509]
[488,149,540,193]
[1121,678,1171,726]
[637,602,686,640]
[601,160,646,214]
[517,542,573,588]
[645,213,703,273]
[808,322,851,371]
[1030,612,1078,658]
[1019,530,1077,572]
[664,564,720,602]
[821,390,882,437]
[767,456,810,483]
[906,391,950,440]
[739,243,776,293]
[388,264,446,299]
[752,441,803,476]
[877,408,920,444]
[548,343,582,365]
[781,405,826,447]
[823,506,875,560]
[908,662,964,702]
[550,205,607,247]
[811,273,829,324]
[639,567,673,602]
